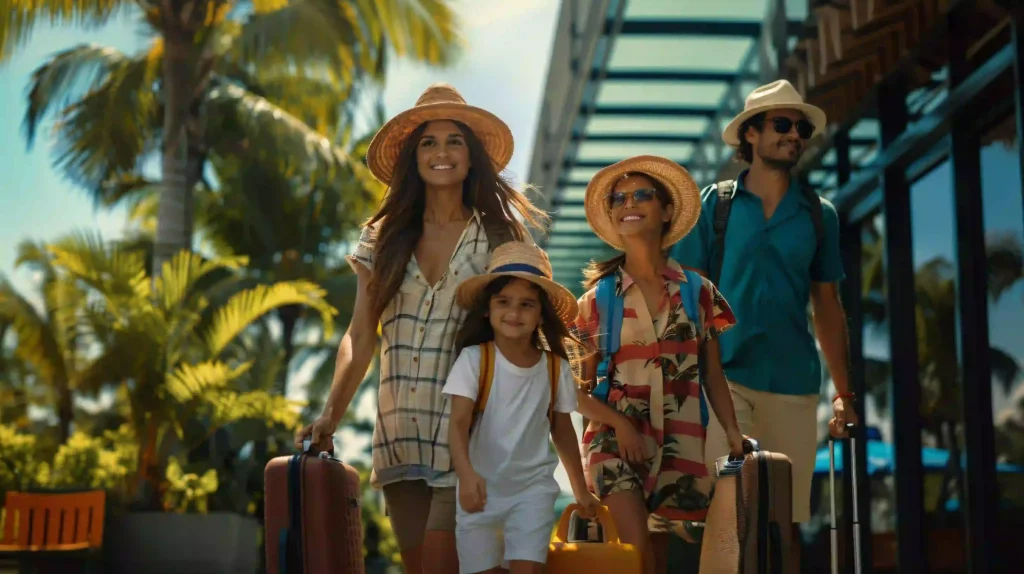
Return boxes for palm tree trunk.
[153,27,196,276]
[278,304,302,397]
[56,377,73,443]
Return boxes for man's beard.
[757,143,801,171]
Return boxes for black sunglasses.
[770,116,814,139]
[607,188,658,208]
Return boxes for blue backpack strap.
[680,270,710,428]
[593,275,622,403]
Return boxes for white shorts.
[704,381,819,523]
[455,486,558,574]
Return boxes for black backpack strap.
[800,186,825,260]
[481,216,516,251]
[711,180,736,285]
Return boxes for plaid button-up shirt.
[350,210,501,489]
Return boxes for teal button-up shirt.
[671,170,845,396]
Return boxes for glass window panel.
[909,156,969,572]
[585,116,709,136]
[577,141,694,161]
[980,114,1024,560]
[624,0,769,20]
[608,37,753,72]
[597,81,728,107]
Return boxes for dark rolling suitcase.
[829,424,863,574]
[265,439,364,574]
[700,438,793,574]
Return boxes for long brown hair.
[365,121,549,319]
[582,174,673,290]
[455,276,576,362]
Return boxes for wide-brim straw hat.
[365,82,514,184]
[722,79,827,147]
[583,155,701,251]
[456,242,578,323]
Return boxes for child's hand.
[574,490,602,519]
[613,416,648,464]
[458,472,487,513]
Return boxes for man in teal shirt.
[672,80,856,571]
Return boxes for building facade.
[529,1,1024,572]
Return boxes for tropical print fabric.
[571,259,736,533]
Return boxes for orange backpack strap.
[547,352,560,420]
[475,342,496,418]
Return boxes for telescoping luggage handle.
[828,423,862,574]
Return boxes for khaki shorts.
[382,480,456,551]
[704,382,819,523]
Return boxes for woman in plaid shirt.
[295,83,546,574]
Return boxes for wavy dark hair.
[365,121,549,319]
[455,276,576,362]
[582,173,672,291]
[734,112,766,164]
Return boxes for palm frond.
[205,280,337,356]
[50,42,162,201]
[360,0,462,66]
[154,250,248,314]
[0,0,129,63]
[0,279,67,385]
[166,360,252,405]
[46,231,147,300]
[235,0,370,86]
[201,82,354,179]
[207,389,302,429]
[23,43,132,145]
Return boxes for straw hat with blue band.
[456,242,579,323]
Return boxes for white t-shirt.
[442,344,577,499]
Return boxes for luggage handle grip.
[302,438,337,460]
[726,436,760,462]
[555,504,620,545]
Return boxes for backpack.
[472,341,560,429]
[591,269,711,428]
[708,180,825,285]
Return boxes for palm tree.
[5,0,460,273]
[0,240,93,443]
[41,232,338,508]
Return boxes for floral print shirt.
[572,259,736,533]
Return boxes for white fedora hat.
[722,80,827,147]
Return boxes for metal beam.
[597,70,754,82]
[575,134,703,143]
[950,12,997,574]
[878,77,926,572]
[611,19,805,37]
[589,105,718,117]
[567,159,690,169]
[831,43,1014,214]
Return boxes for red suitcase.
[265,440,364,574]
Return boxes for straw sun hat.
[722,79,827,147]
[456,242,579,323]
[584,155,702,251]
[365,83,514,184]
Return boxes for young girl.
[572,156,746,574]
[443,242,601,574]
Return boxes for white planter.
[104,512,260,574]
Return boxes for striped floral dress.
[572,259,736,534]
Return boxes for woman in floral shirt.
[572,156,745,574]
